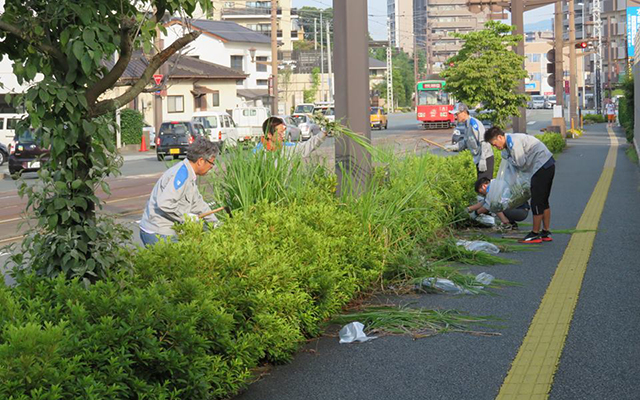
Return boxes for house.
[163,19,273,108]
[106,51,246,130]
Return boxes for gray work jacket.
[458,117,493,165]
[501,133,553,175]
[139,160,218,236]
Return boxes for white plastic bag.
[456,240,500,255]
[486,160,531,213]
[339,322,377,344]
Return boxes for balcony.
[222,7,282,17]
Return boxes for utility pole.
[413,34,418,90]
[320,12,325,102]
[511,0,527,133]
[326,20,334,103]
[569,0,578,126]
[593,0,603,114]
[386,18,394,112]
[314,18,317,51]
[555,1,564,107]
[270,0,278,115]
[333,0,371,196]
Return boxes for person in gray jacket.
[484,127,555,244]
[139,136,221,246]
[444,103,494,180]
[254,116,328,157]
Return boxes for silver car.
[273,115,302,142]
[530,95,546,109]
[290,114,321,140]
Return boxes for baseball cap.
[449,102,469,115]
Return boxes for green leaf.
[39,90,50,103]
[82,120,96,135]
[55,181,67,192]
[25,63,37,81]
[78,95,88,109]
[78,8,92,25]
[54,198,66,210]
[56,91,68,102]
[72,40,84,61]
[100,181,111,196]
[60,29,71,47]
[48,214,58,228]
[53,136,65,157]
[81,53,92,75]
[82,29,97,49]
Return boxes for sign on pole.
[627,7,640,63]
[153,74,163,86]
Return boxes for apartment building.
[387,0,415,54]
[210,1,302,53]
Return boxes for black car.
[156,121,205,161]
[8,128,49,178]
[0,143,8,166]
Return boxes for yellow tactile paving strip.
[496,127,619,400]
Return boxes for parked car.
[293,103,315,115]
[191,111,238,147]
[143,122,156,148]
[530,95,546,109]
[232,106,271,144]
[451,112,494,144]
[0,143,8,166]
[155,121,205,161]
[273,115,302,142]
[8,128,50,178]
[315,105,335,122]
[544,95,557,109]
[370,107,388,130]
[290,114,321,140]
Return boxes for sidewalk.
[233,124,640,400]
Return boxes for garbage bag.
[456,240,500,255]
[486,160,531,213]
[475,213,496,227]
[475,272,495,285]
[339,322,377,344]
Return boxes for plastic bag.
[456,240,500,255]
[417,273,494,295]
[474,213,496,227]
[475,272,495,285]
[339,322,377,344]
[486,160,531,213]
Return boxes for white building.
[164,19,273,108]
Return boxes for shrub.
[535,132,566,154]
[619,75,634,143]
[583,113,606,124]
[120,108,144,145]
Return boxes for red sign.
[153,74,164,86]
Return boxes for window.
[243,109,257,117]
[417,90,449,106]
[531,73,542,81]
[222,116,230,128]
[6,118,19,129]
[256,56,268,72]
[532,54,541,62]
[231,55,244,71]
[211,91,220,107]
[167,96,184,113]
[257,79,269,86]
[236,79,244,85]
[194,94,206,110]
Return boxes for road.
[0,110,553,282]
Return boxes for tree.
[297,7,333,44]
[0,0,209,283]
[370,47,418,108]
[303,67,321,103]
[440,21,528,128]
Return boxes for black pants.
[531,164,555,215]
[476,156,495,181]
[503,208,529,224]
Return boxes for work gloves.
[444,143,459,152]
[478,158,487,172]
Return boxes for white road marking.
[527,121,536,125]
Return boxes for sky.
[293,0,555,40]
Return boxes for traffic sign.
[153,74,163,86]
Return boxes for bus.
[416,80,454,129]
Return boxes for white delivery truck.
[231,107,271,144]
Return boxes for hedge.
[0,149,479,399]
[535,132,566,154]
[120,108,144,145]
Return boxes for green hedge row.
[0,150,478,399]
[120,108,143,145]
[536,132,566,154]
[583,113,607,124]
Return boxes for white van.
[0,113,26,147]
[191,111,239,147]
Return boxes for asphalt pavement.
[233,122,640,400]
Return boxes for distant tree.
[440,21,528,128]
[303,67,321,103]
[297,7,333,44]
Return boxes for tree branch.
[0,20,69,71]
[85,17,136,107]
[90,31,200,117]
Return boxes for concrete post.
[569,0,578,127]
[271,0,278,115]
[333,0,371,196]
[511,0,527,133]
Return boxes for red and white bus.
[416,80,455,129]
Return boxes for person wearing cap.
[484,126,555,244]
[444,103,494,180]
[139,136,222,246]
[255,116,329,157]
